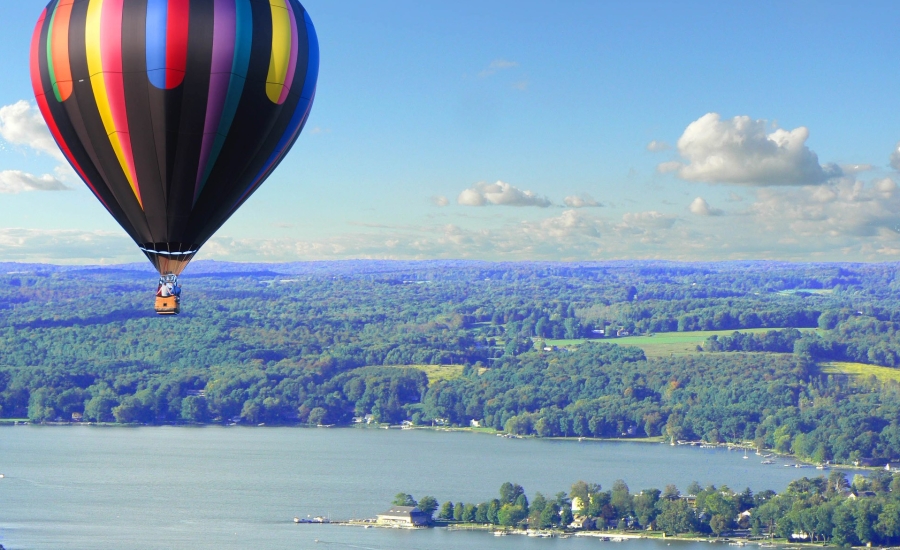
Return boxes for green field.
[819,361,900,383]
[373,364,466,383]
[545,328,817,359]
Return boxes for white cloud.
[726,192,744,203]
[688,197,723,216]
[564,194,602,208]
[431,195,449,207]
[656,161,682,174]
[874,177,897,198]
[646,140,670,152]
[0,101,63,161]
[842,164,873,174]
[457,180,551,207]
[891,141,900,171]
[0,228,136,263]
[479,59,518,77]
[620,211,677,231]
[0,170,67,193]
[749,177,900,239]
[668,113,840,186]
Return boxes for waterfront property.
[376,506,430,527]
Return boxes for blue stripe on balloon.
[194,0,253,204]
[299,10,319,102]
[146,0,168,89]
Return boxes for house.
[470,419,482,428]
[71,412,83,422]
[569,515,594,530]
[376,506,430,527]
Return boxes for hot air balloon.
[30,0,319,314]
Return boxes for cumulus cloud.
[0,170,67,193]
[688,197,723,216]
[479,59,518,77]
[457,180,551,207]
[842,164,873,175]
[620,211,677,230]
[0,228,136,263]
[646,140,670,152]
[0,101,63,161]
[749,177,900,240]
[666,113,841,186]
[564,194,602,208]
[656,161,682,174]
[891,141,900,171]
[431,195,449,207]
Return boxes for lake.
[0,426,839,549]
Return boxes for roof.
[378,506,424,516]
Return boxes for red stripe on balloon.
[30,7,110,211]
[101,0,141,204]
[165,0,190,88]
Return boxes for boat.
[761,460,774,464]
[494,531,507,536]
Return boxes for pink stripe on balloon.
[277,0,298,104]
[195,0,238,201]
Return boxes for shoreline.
[327,521,834,547]
[0,421,878,471]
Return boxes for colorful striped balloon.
[31,0,319,276]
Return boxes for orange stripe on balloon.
[30,8,110,210]
[50,0,75,101]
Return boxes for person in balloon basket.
[156,281,181,299]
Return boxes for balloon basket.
[154,295,181,315]
[155,274,182,315]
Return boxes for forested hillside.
[2,260,900,464]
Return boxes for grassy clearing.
[372,364,465,383]
[819,361,900,383]
[545,328,818,359]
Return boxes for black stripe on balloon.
[121,0,169,244]
[166,0,215,243]
[192,2,315,246]
[65,0,152,243]
[184,0,285,244]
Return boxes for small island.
[338,472,900,547]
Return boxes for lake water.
[0,426,839,550]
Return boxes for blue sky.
[2,0,900,264]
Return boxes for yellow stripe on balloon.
[85,0,141,207]
[266,0,292,104]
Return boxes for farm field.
[819,361,900,384]
[546,328,818,358]
[374,364,466,383]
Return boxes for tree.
[539,503,560,529]
[633,488,661,528]
[453,502,464,521]
[438,501,454,520]
[500,482,525,505]
[180,396,208,423]
[709,515,728,537]
[83,392,118,423]
[656,499,696,535]
[417,496,438,517]
[392,493,417,507]
[497,504,527,527]
[611,479,632,519]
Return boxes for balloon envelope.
[31,0,319,275]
